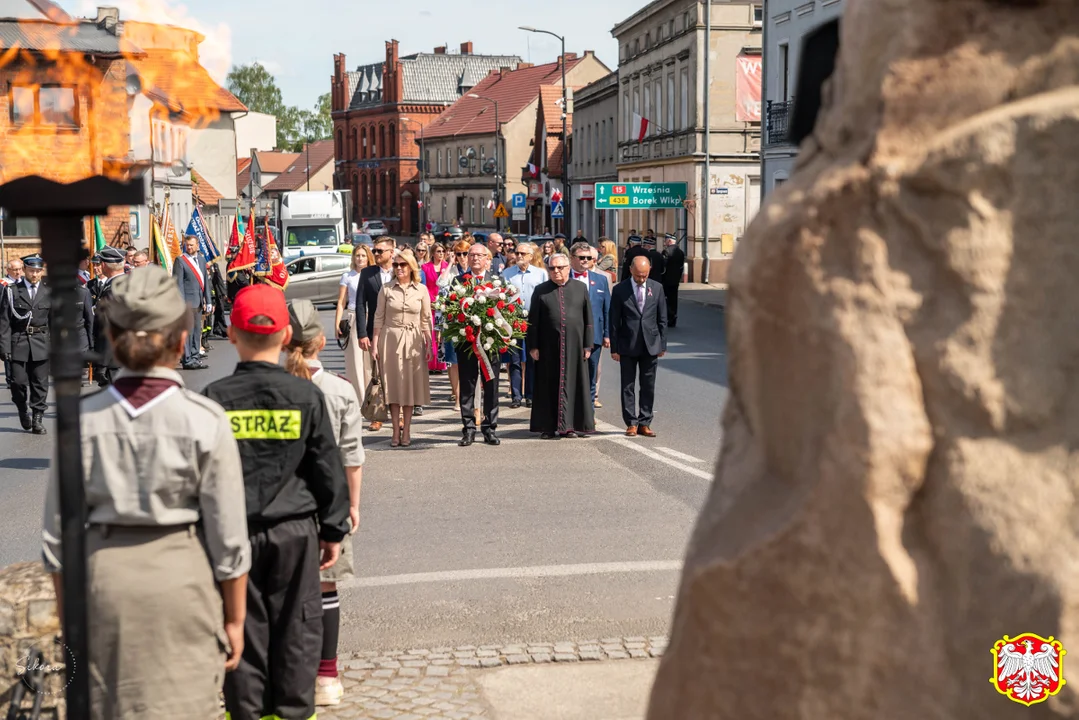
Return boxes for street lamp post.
[467,93,502,232]
[400,117,427,232]
[519,26,569,239]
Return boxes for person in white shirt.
[334,244,372,405]
[501,243,547,408]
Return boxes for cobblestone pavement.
[319,636,668,720]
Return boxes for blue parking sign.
[511,193,526,209]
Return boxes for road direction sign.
[494,203,509,219]
[550,201,564,218]
[511,193,526,209]
[594,182,688,209]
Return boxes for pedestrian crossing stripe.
[226,409,302,439]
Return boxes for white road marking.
[604,436,714,481]
[337,560,683,589]
[654,447,705,463]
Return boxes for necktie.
[636,283,645,312]
[29,284,36,301]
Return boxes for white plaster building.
[570,72,618,242]
[761,0,844,195]
[613,0,762,282]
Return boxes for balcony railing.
[766,99,794,146]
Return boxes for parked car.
[283,252,353,305]
[351,232,374,248]
[362,220,388,237]
[433,225,464,244]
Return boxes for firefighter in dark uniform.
[0,254,52,433]
[202,284,349,720]
[91,247,127,386]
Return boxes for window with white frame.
[469,197,475,224]
[623,90,630,139]
[680,67,690,129]
[667,73,675,130]
[655,78,663,134]
[643,84,651,137]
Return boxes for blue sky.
[77,0,621,111]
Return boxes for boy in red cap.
[202,284,349,720]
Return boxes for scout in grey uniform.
[42,265,251,720]
[285,299,365,707]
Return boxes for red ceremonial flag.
[228,210,257,274]
[226,215,241,253]
[263,224,289,291]
[631,112,649,142]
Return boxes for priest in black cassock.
[527,254,596,438]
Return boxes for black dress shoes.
[31,411,46,435]
[182,360,209,370]
[18,411,31,431]
[459,430,476,447]
[482,430,501,446]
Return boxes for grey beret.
[99,246,125,263]
[108,265,187,331]
[288,299,323,343]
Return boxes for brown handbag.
[361,359,389,423]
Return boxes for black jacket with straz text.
[202,361,349,542]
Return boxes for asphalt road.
[0,297,728,652]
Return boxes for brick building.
[331,40,520,236]
[0,0,133,263]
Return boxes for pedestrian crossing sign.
[551,201,564,219]
[494,203,509,219]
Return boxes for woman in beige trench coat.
[372,248,432,447]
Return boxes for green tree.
[227,62,304,150]
[301,92,333,141]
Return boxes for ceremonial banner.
[735,54,763,123]
[185,207,220,263]
[262,225,289,291]
[160,201,182,263]
[151,215,172,273]
[226,214,241,254]
[92,216,107,253]
[228,210,257,274]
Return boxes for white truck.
[279,190,350,259]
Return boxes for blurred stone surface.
[0,562,63,719]
[648,1,1079,718]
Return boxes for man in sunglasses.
[356,237,397,431]
[487,233,507,275]
[568,242,610,409]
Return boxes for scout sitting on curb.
[202,284,350,720]
[284,299,366,707]
[42,265,251,719]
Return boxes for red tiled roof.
[534,85,574,178]
[191,169,223,205]
[237,157,251,173]
[132,51,247,116]
[262,140,336,192]
[256,151,300,173]
[423,57,583,140]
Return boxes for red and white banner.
[736,54,763,123]
[631,112,649,142]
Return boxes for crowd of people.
[0,223,684,719]
[337,228,678,445]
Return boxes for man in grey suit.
[173,234,212,369]
[609,255,668,438]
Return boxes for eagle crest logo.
[991,633,1066,706]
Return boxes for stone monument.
[648,0,1079,718]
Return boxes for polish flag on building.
[486,199,496,210]
[631,112,650,142]
[550,189,563,204]
[527,162,539,178]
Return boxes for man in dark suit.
[355,236,396,431]
[568,241,610,408]
[0,254,52,433]
[609,255,668,438]
[454,244,503,446]
[660,233,685,328]
[172,234,213,369]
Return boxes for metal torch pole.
[701,0,711,283]
[561,35,569,239]
[39,215,90,719]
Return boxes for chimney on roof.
[96,6,119,34]
[499,66,511,76]
[517,62,534,70]
[460,41,473,55]
[434,45,447,54]
[564,52,578,61]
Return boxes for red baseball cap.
[230,284,289,334]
